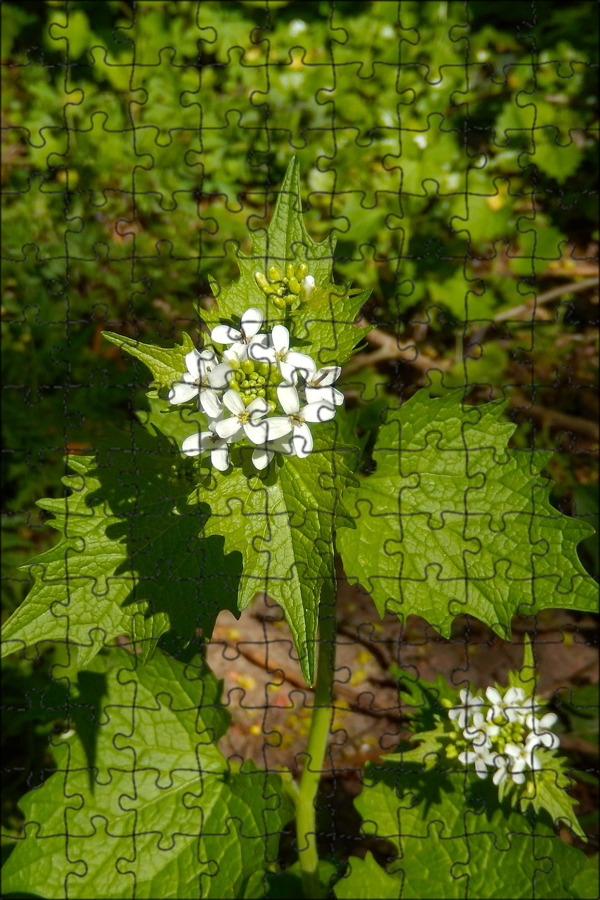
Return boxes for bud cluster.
[255,263,315,310]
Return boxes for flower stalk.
[294,578,336,900]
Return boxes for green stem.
[296,579,336,900]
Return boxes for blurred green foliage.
[1,0,598,847]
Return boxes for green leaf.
[102,331,196,394]
[335,852,399,899]
[1,423,240,667]
[335,765,598,899]
[193,428,356,686]
[338,389,596,637]
[1,648,293,899]
[202,158,372,367]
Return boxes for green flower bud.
[296,263,308,280]
[229,356,241,371]
[241,379,251,388]
[241,359,254,375]
[256,362,270,377]
[257,388,266,398]
[286,263,294,280]
[288,276,301,294]
[256,375,266,385]
[273,297,286,310]
[446,745,458,759]
[255,272,270,293]
[268,266,281,282]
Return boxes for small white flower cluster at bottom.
[449,686,559,786]
[168,306,343,472]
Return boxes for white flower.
[210,308,265,360]
[273,385,336,458]
[448,688,484,730]
[458,745,493,779]
[504,741,542,785]
[525,712,560,750]
[181,420,231,471]
[252,436,294,471]
[485,686,526,724]
[249,324,315,380]
[463,711,500,749]
[215,390,290,445]
[168,348,232,418]
[305,365,344,407]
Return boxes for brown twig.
[509,392,599,442]
[343,319,450,376]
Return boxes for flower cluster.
[448,686,559,786]
[168,304,343,471]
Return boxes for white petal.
[199,388,222,419]
[223,348,244,366]
[168,382,198,405]
[505,687,525,704]
[198,347,218,364]
[228,340,249,361]
[215,417,244,441]
[184,349,202,376]
[270,437,295,455]
[277,384,301,415]
[278,361,299,386]
[207,362,233,390]
[211,445,230,471]
[312,365,341,387]
[222,389,246,416]
[538,713,558,730]
[241,307,263,339]
[305,386,344,408]
[246,396,269,417]
[504,743,521,760]
[252,447,274,470]
[486,687,502,705]
[245,416,292,444]
[181,433,202,455]
[301,401,336,423]
[248,339,275,364]
[211,324,241,344]
[292,423,313,458]
[493,766,507,786]
[271,324,290,354]
[285,351,317,378]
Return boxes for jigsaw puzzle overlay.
[1,2,598,898]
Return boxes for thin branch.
[343,319,450,375]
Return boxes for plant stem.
[296,579,336,900]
